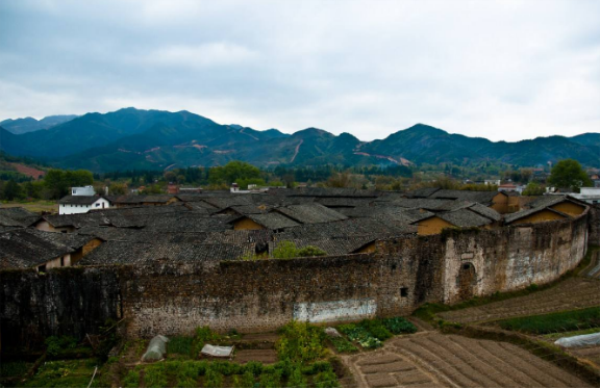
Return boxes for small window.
[400,287,408,297]
[38,264,47,272]
[463,263,470,270]
[60,257,65,266]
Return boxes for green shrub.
[499,307,600,334]
[328,336,359,353]
[273,240,300,259]
[0,361,30,378]
[122,370,140,388]
[359,319,393,341]
[204,366,223,388]
[245,361,264,376]
[169,336,194,356]
[287,365,308,387]
[337,323,382,349]
[315,369,340,388]
[191,326,222,356]
[276,321,327,363]
[297,246,327,257]
[144,364,168,388]
[259,368,282,388]
[44,336,78,357]
[235,369,256,388]
[382,317,418,335]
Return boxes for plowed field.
[439,277,600,324]
[345,333,590,388]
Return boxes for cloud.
[0,0,599,141]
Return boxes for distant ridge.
[1,108,598,172]
[1,115,77,134]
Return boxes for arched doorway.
[457,262,477,300]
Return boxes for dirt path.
[438,277,600,324]
[342,332,591,388]
[290,140,303,163]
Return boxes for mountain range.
[1,115,78,135]
[1,108,599,172]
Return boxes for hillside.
[1,108,599,172]
[0,115,77,134]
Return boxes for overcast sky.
[1,0,599,141]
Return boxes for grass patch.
[19,359,97,388]
[0,360,33,380]
[498,307,600,334]
[169,336,194,357]
[542,326,600,341]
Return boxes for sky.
[1,0,599,142]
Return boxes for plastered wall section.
[442,212,589,304]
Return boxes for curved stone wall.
[0,209,591,347]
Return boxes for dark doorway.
[457,262,477,300]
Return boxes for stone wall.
[0,211,590,347]
[442,213,589,304]
[589,205,600,246]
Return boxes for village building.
[58,195,111,215]
[0,229,103,271]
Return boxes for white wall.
[59,198,111,215]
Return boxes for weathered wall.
[0,211,590,346]
[590,205,600,246]
[443,212,589,304]
[0,267,122,350]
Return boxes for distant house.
[230,213,300,231]
[59,195,111,215]
[411,203,501,235]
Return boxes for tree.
[2,180,23,201]
[548,159,592,192]
[522,182,545,196]
[209,161,262,185]
[109,183,127,195]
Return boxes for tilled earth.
[343,332,591,388]
[438,277,600,324]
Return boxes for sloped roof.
[59,195,107,205]
[434,208,495,228]
[504,207,569,224]
[0,207,41,226]
[273,203,347,224]
[430,190,503,204]
[109,195,176,204]
[0,229,101,269]
[78,230,267,265]
[526,195,587,210]
[286,187,378,198]
[405,187,442,198]
[232,213,300,230]
[466,203,502,222]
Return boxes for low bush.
[191,326,222,356]
[382,317,418,335]
[276,321,327,363]
[328,336,359,353]
[359,319,393,341]
[499,307,600,334]
[44,336,78,357]
[337,323,382,349]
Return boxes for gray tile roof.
[0,207,40,229]
[0,229,101,269]
[232,213,300,230]
[504,207,568,224]
[273,203,347,224]
[59,195,108,205]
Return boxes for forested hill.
[1,108,599,172]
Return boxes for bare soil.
[342,332,591,388]
[438,277,600,324]
[233,349,278,364]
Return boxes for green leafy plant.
[298,246,328,257]
[44,336,78,357]
[276,321,327,363]
[328,336,359,353]
[499,307,600,334]
[382,317,418,335]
